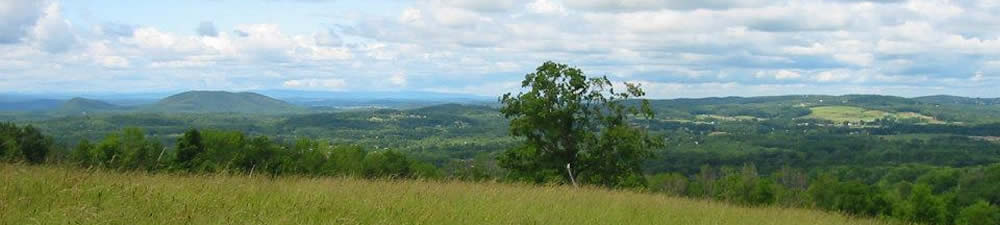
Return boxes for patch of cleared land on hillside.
[0,165,899,225]
[803,106,943,124]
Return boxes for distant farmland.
[804,105,942,124]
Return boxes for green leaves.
[175,129,205,170]
[0,123,51,164]
[499,61,659,187]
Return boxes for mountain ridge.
[143,91,300,113]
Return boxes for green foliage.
[647,173,689,195]
[46,126,441,181]
[69,139,93,164]
[905,184,949,224]
[830,181,890,216]
[175,129,205,170]
[17,125,49,164]
[956,201,1000,225]
[363,150,412,178]
[955,164,1000,206]
[82,127,163,170]
[235,136,281,175]
[0,123,51,163]
[498,61,659,187]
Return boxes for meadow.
[803,106,942,124]
[0,164,900,225]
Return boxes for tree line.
[646,163,1000,225]
[3,123,443,179]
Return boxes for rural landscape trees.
[498,61,660,187]
[4,62,1000,224]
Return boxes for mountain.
[146,91,300,113]
[56,98,121,114]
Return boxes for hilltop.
[145,91,300,113]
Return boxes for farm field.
[803,106,942,124]
[0,165,898,225]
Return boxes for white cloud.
[98,56,130,68]
[283,78,348,89]
[905,0,963,19]
[436,0,523,12]
[399,8,423,23]
[565,0,772,12]
[0,0,47,44]
[833,53,874,66]
[755,70,801,80]
[29,2,76,53]
[815,71,852,82]
[527,0,567,15]
[388,72,408,87]
[3,0,1000,97]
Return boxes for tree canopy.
[498,61,660,187]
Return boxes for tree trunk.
[566,163,579,187]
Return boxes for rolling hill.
[56,97,121,114]
[145,91,300,113]
[914,95,1000,106]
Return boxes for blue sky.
[2,0,999,98]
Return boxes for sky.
[1,0,999,98]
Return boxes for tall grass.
[0,164,902,225]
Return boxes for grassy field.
[804,106,889,123]
[804,106,941,124]
[0,165,901,225]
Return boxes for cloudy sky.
[2,0,999,98]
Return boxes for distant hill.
[913,95,1000,105]
[640,94,1000,124]
[259,90,493,109]
[56,98,121,114]
[0,99,63,112]
[146,91,300,113]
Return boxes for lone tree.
[498,61,660,188]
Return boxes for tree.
[0,123,20,162]
[236,136,279,175]
[18,125,49,164]
[175,129,205,170]
[498,61,660,187]
[119,127,159,170]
